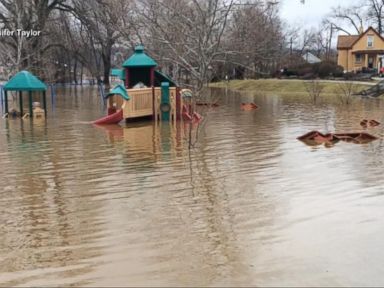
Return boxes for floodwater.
[1,86,384,287]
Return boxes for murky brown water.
[1,86,384,287]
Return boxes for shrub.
[296,63,314,77]
[317,61,344,78]
[286,61,343,79]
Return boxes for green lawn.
[210,79,372,96]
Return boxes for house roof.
[337,27,384,50]
[337,35,360,49]
[302,52,321,63]
[105,84,129,100]
[122,45,157,68]
[4,70,47,91]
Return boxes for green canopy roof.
[111,68,122,77]
[122,45,157,68]
[4,70,47,91]
[105,84,129,100]
[155,70,177,86]
[111,69,125,81]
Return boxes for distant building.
[337,26,384,73]
[302,52,321,64]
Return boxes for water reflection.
[94,121,186,166]
[0,119,105,286]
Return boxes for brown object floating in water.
[240,103,258,111]
[298,131,378,146]
[360,119,368,128]
[360,119,380,128]
[369,119,380,127]
[297,131,339,147]
[333,132,378,144]
[196,102,219,107]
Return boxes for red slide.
[182,104,202,122]
[93,109,123,125]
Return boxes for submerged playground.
[1,45,201,125]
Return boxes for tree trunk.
[73,57,78,85]
[80,64,83,85]
[103,60,111,89]
[102,42,113,89]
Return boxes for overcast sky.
[280,0,358,28]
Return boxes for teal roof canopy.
[122,45,157,68]
[111,69,122,77]
[4,70,47,91]
[155,70,177,86]
[105,84,129,100]
[111,69,125,81]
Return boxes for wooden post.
[43,91,47,117]
[4,90,8,114]
[19,91,23,116]
[346,49,349,73]
[150,67,155,118]
[29,91,33,117]
[176,87,181,120]
[125,68,130,88]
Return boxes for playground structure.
[95,45,200,125]
[2,71,47,119]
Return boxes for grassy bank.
[210,79,373,96]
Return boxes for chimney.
[359,26,364,34]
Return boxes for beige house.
[337,27,384,72]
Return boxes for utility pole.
[329,24,333,60]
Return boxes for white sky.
[280,0,358,28]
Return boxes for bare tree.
[140,0,235,97]
[225,1,284,77]
[304,80,324,104]
[68,0,133,88]
[336,82,358,105]
[326,4,367,35]
[366,0,384,34]
[0,0,73,76]
[325,0,384,35]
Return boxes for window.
[355,54,362,63]
[368,35,374,47]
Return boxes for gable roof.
[105,84,129,100]
[337,27,384,50]
[302,52,321,63]
[337,35,360,49]
[4,70,47,91]
[122,45,157,68]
